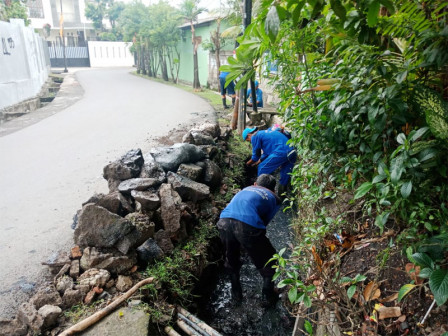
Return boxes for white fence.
[88,41,134,68]
[0,19,50,110]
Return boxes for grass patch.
[132,72,223,111]
[141,220,218,306]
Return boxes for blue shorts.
[220,77,235,96]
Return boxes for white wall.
[88,41,134,67]
[0,19,50,110]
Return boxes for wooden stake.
[59,277,154,336]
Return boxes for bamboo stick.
[177,307,223,336]
[178,313,209,336]
[164,325,182,336]
[176,319,202,336]
[59,277,155,336]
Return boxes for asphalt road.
[0,67,215,318]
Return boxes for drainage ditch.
[191,166,296,336]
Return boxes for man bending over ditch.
[217,174,281,307]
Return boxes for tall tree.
[1,0,29,24]
[180,0,206,90]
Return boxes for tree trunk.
[212,19,222,92]
[191,22,201,90]
[160,49,169,81]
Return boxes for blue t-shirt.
[247,88,263,107]
[220,186,280,229]
[250,130,292,162]
[219,71,229,79]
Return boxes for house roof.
[178,16,218,29]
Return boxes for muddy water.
[195,208,295,336]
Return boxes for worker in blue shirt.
[217,174,281,307]
[243,127,297,195]
[219,71,236,109]
[247,80,263,108]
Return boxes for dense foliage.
[118,1,181,82]
[222,0,448,321]
[0,0,29,24]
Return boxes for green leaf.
[372,174,386,184]
[303,294,312,307]
[410,127,429,142]
[397,133,406,145]
[412,253,435,269]
[265,6,280,42]
[354,182,373,199]
[401,181,412,198]
[304,320,313,334]
[367,0,380,27]
[276,5,289,21]
[347,285,357,299]
[398,284,416,302]
[330,0,346,21]
[354,274,367,282]
[288,286,298,303]
[396,70,408,84]
[278,278,294,288]
[419,268,433,279]
[339,276,353,284]
[429,269,448,306]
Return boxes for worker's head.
[255,80,259,88]
[255,174,276,192]
[242,127,257,142]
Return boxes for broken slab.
[80,247,136,275]
[167,172,210,202]
[150,143,205,172]
[74,204,133,249]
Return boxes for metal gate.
[48,42,90,67]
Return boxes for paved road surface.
[0,67,215,318]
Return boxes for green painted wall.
[177,19,234,87]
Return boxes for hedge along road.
[0,67,215,319]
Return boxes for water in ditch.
[194,206,296,336]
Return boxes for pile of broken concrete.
[1,123,233,336]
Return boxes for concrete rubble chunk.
[177,163,203,181]
[182,131,216,145]
[62,288,82,309]
[136,238,164,267]
[199,145,219,160]
[199,123,221,138]
[125,212,155,246]
[71,245,82,259]
[56,275,74,294]
[116,276,133,292]
[203,159,223,189]
[154,229,174,254]
[118,178,161,193]
[70,259,80,278]
[38,305,62,328]
[74,204,133,249]
[43,250,70,275]
[80,247,136,274]
[167,172,210,202]
[77,307,149,336]
[150,143,205,172]
[158,183,186,240]
[78,268,111,288]
[139,155,166,184]
[131,190,160,211]
[103,149,144,181]
[30,284,62,309]
[97,191,134,216]
[0,318,28,336]
[17,302,43,333]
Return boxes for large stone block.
[103,149,144,181]
[150,143,205,172]
[177,163,203,181]
[80,247,136,275]
[74,204,133,249]
[167,172,210,202]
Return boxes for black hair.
[256,174,276,192]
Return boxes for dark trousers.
[217,218,277,278]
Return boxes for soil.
[316,194,448,336]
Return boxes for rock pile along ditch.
[0,121,296,336]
